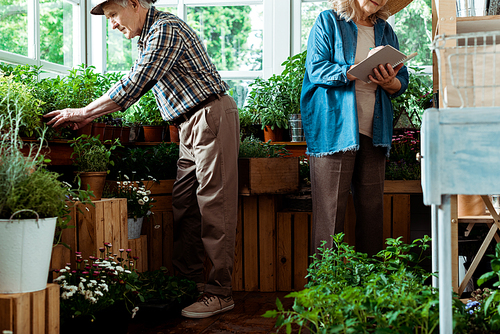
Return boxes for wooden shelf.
[457,15,500,34]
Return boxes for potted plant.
[69,134,121,200]
[0,80,92,294]
[105,172,156,239]
[54,243,141,333]
[244,51,307,142]
[238,135,299,195]
[135,90,168,142]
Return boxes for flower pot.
[91,122,106,141]
[128,217,144,239]
[119,126,131,144]
[169,124,179,143]
[76,122,93,137]
[104,125,114,141]
[143,125,164,142]
[76,171,108,200]
[263,125,284,142]
[0,216,57,293]
[288,114,305,142]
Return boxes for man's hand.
[44,108,92,130]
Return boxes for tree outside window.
[0,0,28,56]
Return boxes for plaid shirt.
[107,7,229,121]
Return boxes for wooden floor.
[127,291,308,334]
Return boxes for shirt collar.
[138,6,156,47]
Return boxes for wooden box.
[62,198,128,262]
[140,179,175,272]
[0,284,59,334]
[238,157,300,196]
[127,235,148,272]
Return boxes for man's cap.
[90,0,108,15]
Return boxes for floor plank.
[127,291,308,334]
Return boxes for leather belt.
[172,93,225,126]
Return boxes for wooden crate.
[0,284,59,334]
[140,179,175,272]
[142,210,174,273]
[49,244,71,280]
[62,198,128,262]
[127,235,148,272]
[232,195,278,292]
[238,158,300,196]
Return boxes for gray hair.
[111,0,157,10]
[328,0,390,24]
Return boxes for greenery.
[244,51,307,131]
[135,267,198,304]
[55,243,198,325]
[0,75,43,137]
[385,129,421,180]
[55,243,142,323]
[105,173,156,220]
[239,135,290,158]
[264,233,440,333]
[392,67,433,129]
[0,83,92,226]
[133,90,167,126]
[69,134,122,173]
[108,143,179,181]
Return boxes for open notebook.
[347,45,417,83]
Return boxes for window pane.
[0,0,28,56]
[106,6,177,72]
[187,5,263,71]
[225,79,253,108]
[40,0,73,67]
[393,0,432,66]
[301,2,331,52]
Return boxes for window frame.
[0,0,85,76]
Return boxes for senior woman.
[302,0,412,256]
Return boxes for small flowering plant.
[54,242,143,322]
[108,172,156,220]
[385,129,421,180]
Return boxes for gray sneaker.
[181,293,234,318]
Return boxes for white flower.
[125,270,131,274]
[117,181,121,185]
[116,266,124,272]
[80,277,87,283]
[146,190,151,195]
[89,280,97,284]
[123,181,129,185]
[95,290,104,297]
[143,196,149,202]
[124,174,130,180]
[59,269,67,273]
[138,199,145,205]
[53,276,65,282]
[132,307,139,319]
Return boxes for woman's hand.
[369,62,403,95]
[44,108,93,130]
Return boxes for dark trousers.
[310,134,386,257]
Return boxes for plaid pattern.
[107,7,229,121]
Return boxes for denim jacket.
[300,10,409,157]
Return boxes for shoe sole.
[181,303,235,319]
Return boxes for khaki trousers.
[310,134,386,257]
[172,94,239,297]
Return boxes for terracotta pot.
[119,126,131,144]
[104,125,114,141]
[76,123,93,137]
[91,122,106,141]
[458,195,485,216]
[263,125,284,142]
[143,125,164,142]
[169,125,179,143]
[76,171,107,200]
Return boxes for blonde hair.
[328,0,390,24]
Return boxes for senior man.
[45,0,240,319]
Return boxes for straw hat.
[384,0,414,15]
